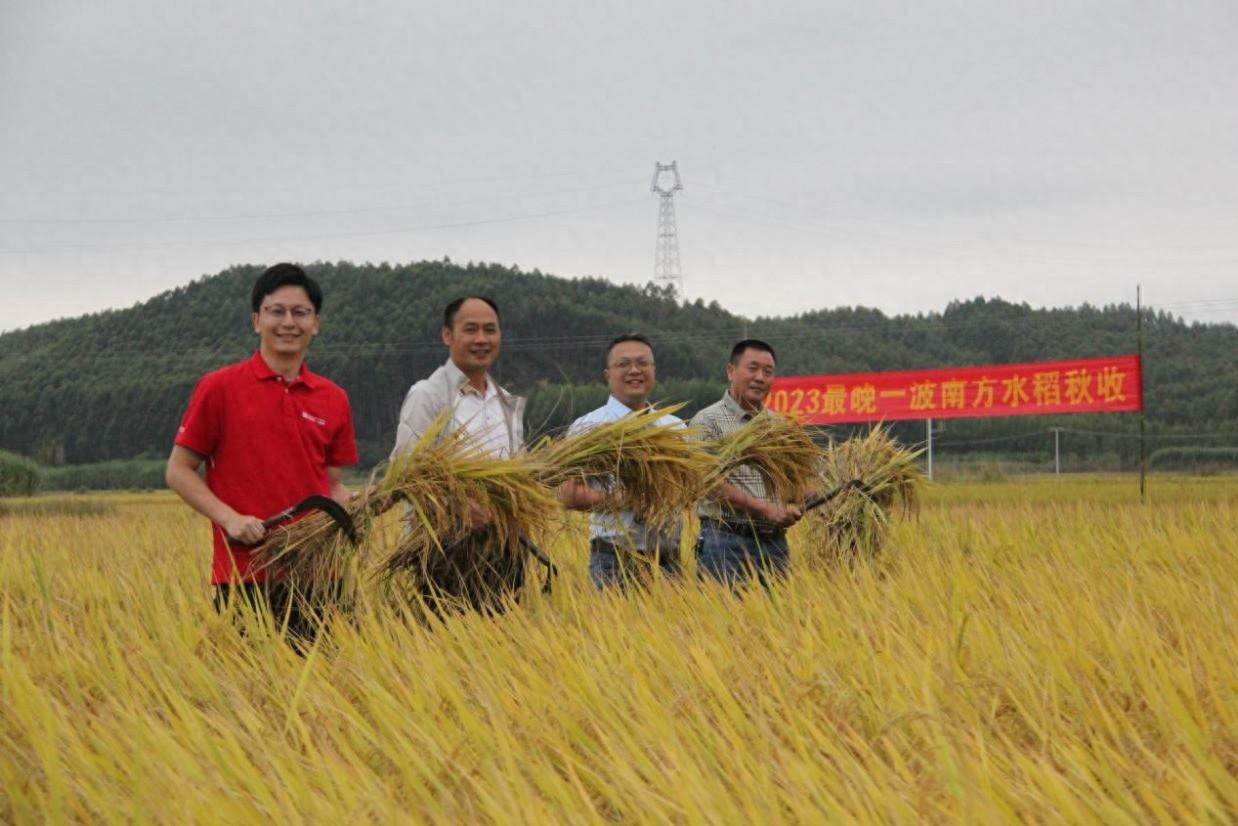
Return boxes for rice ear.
[369,409,559,612]
[248,495,373,587]
[533,403,712,528]
[810,425,925,562]
[703,412,823,503]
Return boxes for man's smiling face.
[604,339,656,409]
[726,347,775,411]
[442,297,501,376]
[252,285,319,358]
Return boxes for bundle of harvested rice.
[532,403,712,528]
[248,495,374,586]
[811,425,924,561]
[373,412,560,615]
[703,411,823,504]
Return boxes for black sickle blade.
[262,494,358,545]
[802,479,872,513]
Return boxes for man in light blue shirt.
[559,333,685,588]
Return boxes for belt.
[590,536,659,555]
[699,516,786,541]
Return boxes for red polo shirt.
[175,352,359,584]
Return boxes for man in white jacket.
[390,295,528,607]
[391,295,524,462]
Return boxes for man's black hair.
[443,295,502,329]
[729,338,776,364]
[251,263,323,314]
[604,332,655,366]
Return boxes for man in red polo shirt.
[166,263,358,640]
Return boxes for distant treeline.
[0,452,166,495]
[1,260,1235,470]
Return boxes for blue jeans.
[695,522,789,588]
[589,538,681,589]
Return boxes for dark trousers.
[695,520,789,589]
[589,536,681,589]
[213,580,340,647]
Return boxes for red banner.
[768,354,1142,424]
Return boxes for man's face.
[726,347,775,410]
[442,298,501,375]
[251,285,319,358]
[604,340,656,409]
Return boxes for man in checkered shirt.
[691,339,803,586]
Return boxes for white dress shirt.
[454,378,511,458]
[567,395,685,548]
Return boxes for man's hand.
[465,500,493,532]
[327,467,352,504]
[759,501,803,529]
[221,512,266,545]
[557,479,609,511]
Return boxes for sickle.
[242,494,358,546]
[802,479,873,513]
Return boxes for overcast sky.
[2,1,1236,333]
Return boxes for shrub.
[1148,447,1238,472]
[40,459,168,492]
[0,450,41,496]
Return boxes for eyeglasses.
[261,305,316,320]
[610,358,655,371]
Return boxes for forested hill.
[1,260,1234,467]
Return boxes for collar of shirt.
[443,357,494,399]
[246,351,321,389]
[459,377,495,400]
[720,390,759,422]
[604,394,643,416]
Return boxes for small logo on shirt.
[301,412,327,427]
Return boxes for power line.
[679,193,1238,270]
[0,197,647,255]
[936,428,1238,448]
[0,180,636,226]
[934,430,1055,448]
[1058,427,1238,440]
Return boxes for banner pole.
[1138,285,1147,504]
[1054,427,1061,477]
[926,418,933,480]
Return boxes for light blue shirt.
[568,395,685,548]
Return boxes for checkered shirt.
[691,391,782,531]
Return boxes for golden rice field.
[1,476,1235,823]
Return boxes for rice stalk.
[372,411,559,614]
[532,403,712,528]
[810,425,924,562]
[248,490,377,587]
[702,412,823,504]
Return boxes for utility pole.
[1138,285,1147,504]
[651,161,685,299]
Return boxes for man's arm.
[693,410,801,528]
[326,466,352,504]
[557,479,607,511]
[165,445,266,544]
[712,481,801,528]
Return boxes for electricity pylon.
[651,161,684,298]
